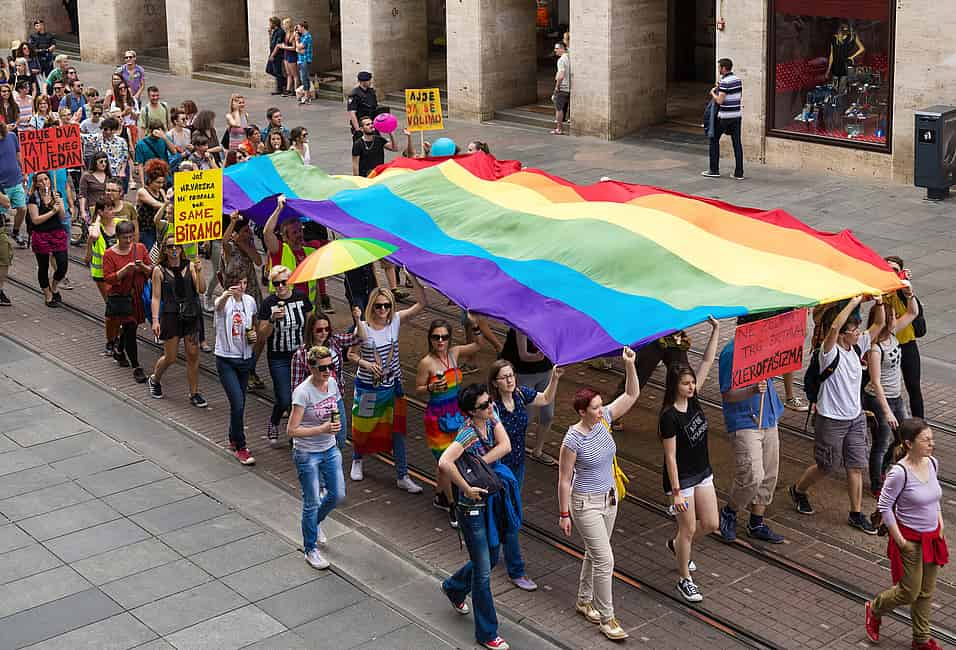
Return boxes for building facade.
[4,0,953,183]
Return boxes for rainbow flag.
[224,151,902,365]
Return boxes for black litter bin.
[914,105,956,201]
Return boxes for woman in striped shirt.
[558,346,639,641]
[347,278,426,492]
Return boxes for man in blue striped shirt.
[704,58,744,180]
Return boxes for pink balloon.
[373,113,398,134]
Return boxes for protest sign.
[405,88,444,132]
[731,308,808,390]
[173,168,222,245]
[19,125,83,175]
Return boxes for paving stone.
[49,444,142,478]
[130,579,248,636]
[0,465,70,500]
[132,641,175,650]
[239,630,311,650]
[71,538,181,585]
[75,460,171,497]
[130,493,229,535]
[0,565,91,618]
[0,480,96,520]
[0,447,47,477]
[22,612,157,650]
[44,518,152,563]
[17,499,121,541]
[190,530,293,578]
[352,623,455,649]
[103,476,200,515]
[22,430,118,464]
[0,522,33,553]
[0,433,18,452]
[0,391,45,415]
[257,574,366,628]
[221,552,324,602]
[163,604,286,650]
[0,588,123,649]
[293,599,409,649]
[0,543,62,584]
[159,512,263,556]
[0,404,70,433]
[100,557,212,609]
[3,412,92,446]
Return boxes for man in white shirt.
[789,295,885,534]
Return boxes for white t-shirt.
[556,53,571,92]
[292,377,341,453]
[214,294,258,359]
[817,331,871,420]
[354,315,402,386]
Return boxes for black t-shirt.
[347,86,378,119]
[258,290,313,360]
[499,328,553,375]
[351,136,387,177]
[659,398,711,493]
[28,194,63,233]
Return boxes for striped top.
[354,315,402,387]
[717,73,742,120]
[562,406,616,494]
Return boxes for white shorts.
[678,473,714,499]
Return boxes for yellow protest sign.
[405,88,444,131]
[173,168,222,245]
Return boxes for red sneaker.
[912,640,942,650]
[235,448,256,465]
[482,638,510,650]
[865,600,880,642]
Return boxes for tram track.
[9,269,956,648]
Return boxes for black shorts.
[159,314,198,341]
[554,91,570,113]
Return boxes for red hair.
[573,387,601,414]
[143,158,169,184]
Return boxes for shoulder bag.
[454,450,502,496]
[105,248,136,317]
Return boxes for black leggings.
[115,322,140,368]
[35,251,68,289]
[900,340,924,418]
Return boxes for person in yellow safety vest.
[85,197,128,357]
[263,193,331,313]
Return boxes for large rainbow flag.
[223,151,902,365]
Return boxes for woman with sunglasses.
[288,345,345,570]
[78,152,110,242]
[347,279,427,491]
[290,126,310,164]
[147,233,206,407]
[438,382,517,650]
[416,317,481,527]
[292,309,366,447]
[258,265,313,446]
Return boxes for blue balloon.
[430,137,457,157]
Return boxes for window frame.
[765,0,897,154]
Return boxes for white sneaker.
[316,524,328,546]
[350,459,364,481]
[304,548,329,570]
[396,475,423,494]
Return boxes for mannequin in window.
[825,22,864,94]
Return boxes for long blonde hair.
[228,93,245,115]
[364,287,396,324]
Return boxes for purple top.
[878,458,942,532]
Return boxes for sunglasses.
[273,279,288,287]
[474,400,493,411]
[373,302,392,310]
[313,326,329,333]
[125,55,135,59]
[308,361,333,371]
[93,112,103,116]
[430,333,450,341]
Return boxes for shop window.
[768,0,894,150]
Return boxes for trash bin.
[914,105,956,201]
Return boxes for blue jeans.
[351,431,408,480]
[502,461,526,579]
[269,356,292,426]
[442,504,499,644]
[294,446,345,552]
[216,355,253,450]
[864,392,907,490]
[319,397,350,493]
[298,61,311,91]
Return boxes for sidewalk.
[0,334,562,650]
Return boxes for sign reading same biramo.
[405,88,444,131]
[173,168,222,245]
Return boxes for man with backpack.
[789,294,885,534]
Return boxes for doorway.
[666,0,716,131]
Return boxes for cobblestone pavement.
[66,59,956,376]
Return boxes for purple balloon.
[373,113,398,134]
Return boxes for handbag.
[105,294,134,317]
[454,451,503,496]
[600,413,630,499]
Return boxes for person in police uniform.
[347,71,378,140]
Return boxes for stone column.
[0,3,29,58]
[715,0,767,163]
[446,0,537,122]
[570,0,667,139]
[340,0,427,96]
[166,0,248,78]
[77,0,167,65]
[247,0,331,91]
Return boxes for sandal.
[200,342,213,353]
[532,451,558,466]
[549,129,563,135]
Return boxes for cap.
[357,71,372,81]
